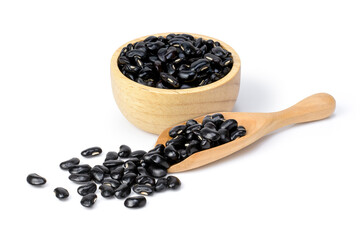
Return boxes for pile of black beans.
[164,113,246,162]
[26,113,246,209]
[117,33,233,89]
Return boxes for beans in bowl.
[117,33,233,89]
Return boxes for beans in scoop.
[26,113,245,209]
[117,33,233,89]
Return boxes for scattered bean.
[27,173,46,186]
[77,182,97,196]
[59,158,80,170]
[81,147,102,158]
[80,193,97,207]
[54,187,69,199]
[124,196,147,208]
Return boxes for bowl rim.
[110,32,241,94]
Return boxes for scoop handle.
[271,93,336,130]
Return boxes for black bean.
[167,176,181,190]
[81,147,102,158]
[60,158,80,170]
[102,178,121,188]
[180,41,197,55]
[103,159,124,168]
[137,166,150,176]
[200,138,211,150]
[164,144,179,163]
[27,173,46,186]
[136,175,156,186]
[200,127,220,141]
[122,172,137,185]
[211,46,228,58]
[80,193,97,208]
[157,47,167,62]
[69,173,91,183]
[186,140,200,155]
[178,149,188,160]
[129,150,147,159]
[147,164,167,178]
[118,145,131,158]
[218,128,230,143]
[69,164,92,174]
[89,166,104,183]
[114,184,131,199]
[118,56,130,65]
[148,144,165,155]
[160,72,180,88]
[94,165,110,174]
[124,196,146,209]
[144,36,158,42]
[77,182,97,196]
[191,59,210,73]
[150,154,170,169]
[126,49,147,59]
[54,187,69,199]
[220,119,238,132]
[110,166,124,181]
[178,69,197,82]
[132,184,154,196]
[186,119,198,126]
[204,122,217,130]
[230,126,247,140]
[166,135,186,149]
[204,53,222,64]
[124,160,137,172]
[155,178,168,192]
[105,151,118,161]
[99,184,115,198]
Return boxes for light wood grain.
[154,93,336,173]
[110,33,241,134]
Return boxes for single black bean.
[150,154,170,169]
[144,36,158,42]
[202,115,212,125]
[200,127,220,141]
[124,160,137,172]
[147,164,167,178]
[146,41,165,51]
[220,57,233,67]
[105,151,118,161]
[200,138,211,150]
[165,46,178,61]
[94,164,110,174]
[180,41,197,55]
[166,135,186,149]
[230,126,247,140]
[118,56,131,65]
[178,69,197,82]
[211,46,228,58]
[124,196,146,209]
[129,150,147,159]
[126,49,147,59]
[80,193,97,208]
[114,184,131,199]
[186,119,198,126]
[118,145,131,158]
[122,172,137,185]
[186,140,200,155]
[102,178,121,188]
[218,128,230,143]
[59,158,80,170]
[157,47,167,62]
[54,187,69,199]
[136,175,156,186]
[77,182,97,196]
[137,166,149,176]
[69,164,92,174]
[110,166,124,181]
[103,159,124,168]
[81,147,102,158]
[148,144,165,155]
[69,173,91,183]
[155,178,168,192]
[99,184,115,198]
[90,165,105,183]
[160,72,180,88]
[204,53,222,64]
[191,59,210,73]
[164,144,179,162]
[178,149,188,160]
[220,119,238,132]
[27,173,46,186]
[167,176,181,189]
[132,184,154,196]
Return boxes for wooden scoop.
[155,93,336,173]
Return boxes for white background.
[0,0,359,239]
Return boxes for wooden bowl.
[110,33,241,134]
